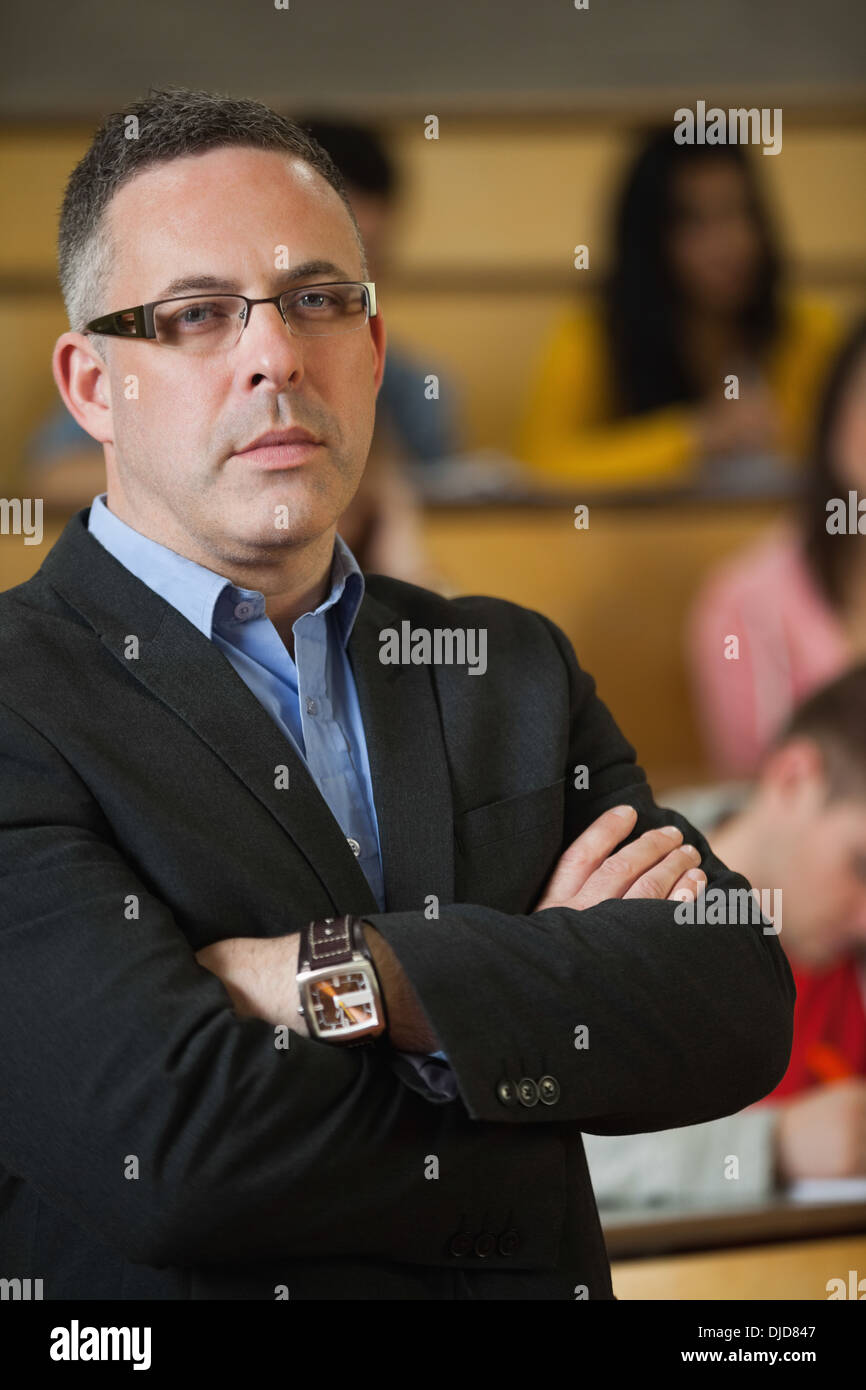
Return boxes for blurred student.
[23,118,457,589]
[688,318,866,778]
[583,664,866,1207]
[517,127,840,488]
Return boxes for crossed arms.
[0,613,795,1270]
[195,802,711,1050]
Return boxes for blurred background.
[2,0,865,1300]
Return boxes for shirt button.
[305,697,318,715]
[346,837,361,856]
[234,601,254,620]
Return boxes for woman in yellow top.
[518,128,841,488]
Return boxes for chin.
[254,506,335,549]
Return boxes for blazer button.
[496,1079,518,1107]
[448,1231,473,1257]
[498,1228,520,1256]
[538,1075,560,1105]
[474,1232,497,1258]
[517,1077,539,1107]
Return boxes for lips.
[234,428,324,471]
[238,428,322,452]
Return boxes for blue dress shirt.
[87,493,456,1099]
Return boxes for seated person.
[517,127,840,489]
[582,662,866,1206]
[687,318,866,777]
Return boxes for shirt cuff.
[390,1049,459,1102]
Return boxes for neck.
[678,309,745,389]
[708,808,766,898]
[101,484,336,657]
[261,551,335,657]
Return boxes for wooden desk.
[603,1196,866,1299]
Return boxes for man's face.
[91,145,385,568]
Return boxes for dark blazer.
[0,508,795,1300]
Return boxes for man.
[0,87,794,1300]
[583,665,866,1206]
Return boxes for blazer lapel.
[348,591,455,913]
[39,510,454,917]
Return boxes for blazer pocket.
[455,778,566,851]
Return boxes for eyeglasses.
[84,281,377,354]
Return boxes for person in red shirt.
[583,661,866,1203]
[708,666,866,1181]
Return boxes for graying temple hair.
[57,84,367,357]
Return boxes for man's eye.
[173,301,228,328]
[295,291,338,311]
[180,305,215,323]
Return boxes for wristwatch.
[296,914,387,1045]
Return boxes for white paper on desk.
[786,1178,866,1203]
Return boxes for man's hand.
[774,1079,866,1182]
[532,804,706,913]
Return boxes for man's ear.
[762,737,828,811]
[369,305,387,396]
[52,331,113,445]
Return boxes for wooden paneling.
[420,499,782,786]
[612,1233,866,1299]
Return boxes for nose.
[236,298,304,388]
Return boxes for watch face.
[306,969,379,1038]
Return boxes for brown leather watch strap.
[301,914,356,973]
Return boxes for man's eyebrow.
[153,261,354,299]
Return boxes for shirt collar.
[86,492,365,648]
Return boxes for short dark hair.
[291,117,398,201]
[58,85,366,350]
[765,662,866,805]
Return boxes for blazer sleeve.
[0,699,563,1271]
[365,610,797,1130]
